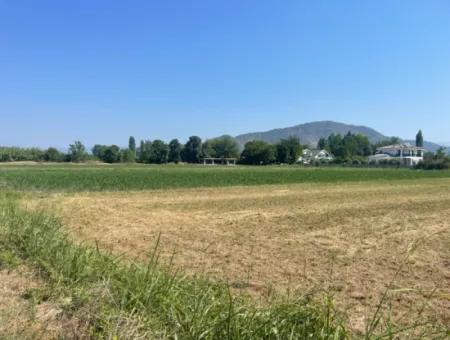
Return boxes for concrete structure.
[203,157,237,166]
[298,149,334,164]
[368,144,425,167]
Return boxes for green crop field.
[1,163,449,192]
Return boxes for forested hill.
[234,120,445,152]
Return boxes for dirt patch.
[31,179,450,333]
[0,267,85,339]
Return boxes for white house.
[298,149,334,164]
[368,144,425,167]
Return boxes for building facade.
[298,149,334,164]
[368,144,424,167]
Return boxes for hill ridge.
[233,120,445,152]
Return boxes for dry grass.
[0,266,85,339]
[29,179,450,334]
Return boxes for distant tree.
[342,131,357,158]
[0,147,46,162]
[354,134,372,156]
[416,147,450,170]
[201,140,214,158]
[318,137,327,150]
[389,136,402,145]
[416,130,424,147]
[435,147,446,159]
[138,140,145,163]
[327,134,344,158]
[120,148,136,163]
[92,145,122,163]
[102,145,121,163]
[139,140,153,163]
[168,139,182,163]
[150,140,169,164]
[204,135,240,159]
[276,137,302,164]
[44,147,63,162]
[68,141,88,163]
[129,136,136,155]
[325,132,371,162]
[92,144,107,160]
[240,140,276,165]
[181,136,202,163]
[373,137,402,150]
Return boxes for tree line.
[1,129,446,168]
[0,135,303,165]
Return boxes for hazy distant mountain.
[234,120,445,152]
[235,121,387,147]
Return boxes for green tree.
[138,140,146,163]
[327,134,344,158]
[68,141,88,163]
[240,140,276,165]
[201,140,214,158]
[139,140,153,163]
[168,139,182,163]
[44,147,63,162]
[353,134,372,156]
[92,144,107,160]
[326,132,372,162]
[435,147,446,159]
[317,137,327,150]
[92,145,122,163]
[120,149,136,163]
[102,145,121,163]
[372,137,402,150]
[204,135,240,159]
[416,130,424,147]
[182,136,202,163]
[416,148,450,170]
[150,140,169,164]
[276,137,302,164]
[129,136,136,155]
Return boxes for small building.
[368,144,424,167]
[298,149,334,164]
[203,157,237,166]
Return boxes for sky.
[1,0,450,148]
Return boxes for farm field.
[33,178,450,334]
[1,164,450,338]
[1,163,450,191]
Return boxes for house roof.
[302,149,333,157]
[377,144,425,152]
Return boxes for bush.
[44,147,64,162]
[0,147,46,162]
[416,148,450,170]
[120,149,136,163]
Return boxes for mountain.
[235,121,387,147]
[234,120,445,152]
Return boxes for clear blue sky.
[1,0,450,148]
